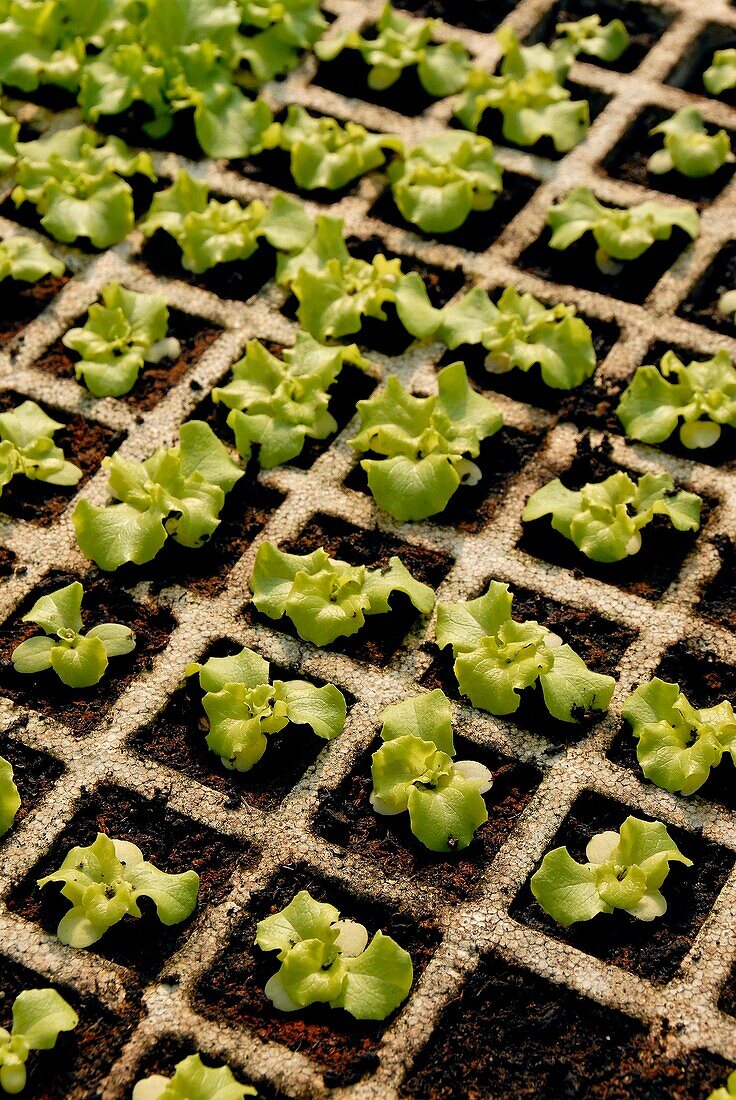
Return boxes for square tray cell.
[0,271,70,349]
[666,22,736,105]
[313,51,438,118]
[678,240,736,337]
[510,789,734,984]
[139,229,277,304]
[0,731,64,827]
[393,0,519,33]
[698,534,736,632]
[191,862,440,1089]
[527,0,675,75]
[6,783,249,982]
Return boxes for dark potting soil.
[0,569,175,735]
[313,53,438,118]
[130,636,355,812]
[719,961,736,1018]
[139,231,278,303]
[698,534,736,631]
[126,1034,275,1099]
[0,954,141,1100]
[7,783,248,982]
[0,730,64,826]
[0,273,69,347]
[192,861,441,1088]
[528,0,674,75]
[510,789,734,984]
[393,0,519,33]
[677,240,736,337]
[666,22,736,107]
[248,512,454,667]
[95,104,206,163]
[400,949,732,1099]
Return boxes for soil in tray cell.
[511,789,734,984]
[6,784,248,982]
[678,240,736,337]
[0,273,69,347]
[0,732,64,826]
[192,862,440,1088]
[0,569,175,735]
[393,0,519,33]
[528,0,675,75]
[313,52,438,118]
[699,534,736,631]
[127,1034,273,1099]
[140,230,278,303]
[0,954,141,1100]
[667,22,736,106]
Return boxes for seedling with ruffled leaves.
[436,580,615,721]
[0,235,64,284]
[531,815,692,926]
[278,107,402,191]
[256,889,413,1020]
[0,988,78,1095]
[241,0,328,83]
[133,1052,257,1100]
[251,541,435,647]
[0,0,115,94]
[38,832,199,948]
[617,349,736,450]
[647,107,734,178]
[186,644,346,773]
[0,400,81,497]
[704,50,736,97]
[556,14,630,62]
[349,362,502,522]
[370,689,493,852]
[0,757,20,838]
[523,470,701,563]
[73,421,243,570]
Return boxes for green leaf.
[11,988,78,1049]
[0,235,64,283]
[379,688,455,755]
[255,889,340,958]
[0,755,20,836]
[0,399,81,493]
[202,683,280,771]
[49,633,109,689]
[23,580,84,634]
[704,49,736,96]
[132,1052,256,1100]
[539,644,615,722]
[530,846,610,926]
[280,106,401,191]
[11,636,55,675]
[87,623,136,658]
[648,107,734,178]
[407,772,488,852]
[556,15,629,62]
[454,621,554,715]
[279,679,346,740]
[371,734,453,815]
[192,647,271,693]
[436,580,514,653]
[331,931,413,1019]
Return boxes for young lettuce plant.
[704,49,736,96]
[530,815,692,926]
[546,187,700,274]
[523,470,702,563]
[555,15,629,62]
[315,3,470,98]
[38,832,200,949]
[371,689,493,852]
[616,349,736,450]
[251,541,435,647]
[0,400,81,496]
[11,581,136,689]
[647,107,734,178]
[240,0,328,83]
[349,362,503,522]
[0,757,20,838]
[0,235,65,284]
[11,126,155,249]
[212,332,370,468]
[278,106,402,191]
[388,132,503,234]
[186,644,346,773]
[436,580,615,720]
[255,889,413,1020]
[73,421,243,570]
[622,678,736,796]
[0,0,116,94]
[132,1053,256,1100]
[0,988,78,1095]
[62,282,181,398]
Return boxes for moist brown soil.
[313,54,438,118]
[400,949,732,1099]
[0,954,141,1100]
[7,783,248,982]
[677,240,736,337]
[530,0,674,75]
[510,789,734,983]
[0,392,124,527]
[667,22,736,105]
[0,726,64,825]
[0,569,175,735]
[130,637,355,812]
[126,1034,276,1099]
[139,231,278,303]
[393,0,519,33]
[0,273,69,347]
[192,862,441,1088]
[698,534,736,630]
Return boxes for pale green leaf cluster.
[213,332,369,468]
[0,108,19,172]
[187,644,346,773]
[0,757,20,838]
[240,0,328,83]
[647,107,734,179]
[11,125,154,248]
[556,14,630,62]
[617,349,736,450]
[623,678,736,796]
[709,1070,736,1100]
[132,1053,256,1100]
[704,49,736,96]
[255,889,413,1019]
[0,235,64,283]
[547,186,700,273]
[349,362,502,522]
[0,988,78,1095]
[523,470,702,563]
[531,815,691,926]
[315,3,469,97]
[436,580,615,720]
[63,282,181,398]
[251,541,435,647]
[38,832,199,948]
[0,400,81,496]
[371,689,493,852]
[278,106,402,191]
[73,421,243,570]
[0,0,115,94]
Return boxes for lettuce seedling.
[623,677,736,796]
[709,1071,736,1100]
[436,579,614,720]
[0,988,78,1095]
[187,644,346,772]
[241,0,328,83]
[547,187,700,274]
[278,106,402,191]
[531,815,691,926]
[251,541,435,647]
[371,689,493,852]
[11,126,155,249]
[73,421,243,570]
[704,49,736,96]
[38,832,199,948]
[140,170,313,274]
[255,889,413,1019]
[388,132,503,234]
[0,757,20,838]
[11,581,136,689]
[0,235,64,283]
[349,362,502,522]
[212,332,369,468]
[647,107,734,178]
[523,470,701,563]
[617,349,736,449]
[556,15,630,62]
[0,400,81,496]
[0,0,116,94]
[315,3,469,97]
[132,1052,256,1100]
